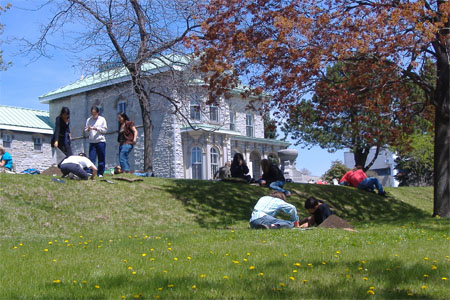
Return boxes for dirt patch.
[41,166,62,176]
[318,214,353,229]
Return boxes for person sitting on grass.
[299,196,333,228]
[0,146,13,172]
[340,165,386,197]
[249,191,300,229]
[58,153,97,180]
[260,159,291,197]
[230,153,252,182]
[214,161,232,180]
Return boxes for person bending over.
[58,153,97,180]
[299,196,333,228]
[249,192,300,229]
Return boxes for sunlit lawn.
[0,174,449,299]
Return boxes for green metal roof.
[0,105,54,134]
[39,54,192,103]
[232,135,290,146]
[180,123,240,136]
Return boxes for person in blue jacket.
[0,146,13,171]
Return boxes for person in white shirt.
[84,106,107,176]
[58,153,97,180]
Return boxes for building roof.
[0,105,54,134]
[39,54,191,103]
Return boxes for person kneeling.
[249,192,300,229]
[299,196,333,228]
[58,153,97,180]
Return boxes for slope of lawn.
[0,173,448,299]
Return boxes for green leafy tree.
[322,160,350,183]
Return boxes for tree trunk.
[433,97,450,217]
[353,147,370,170]
[131,74,153,173]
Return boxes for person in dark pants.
[58,153,97,180]
[260,159,291,197]
[117,112,137,173]
[85,106,108,177]
[230,153,252,182]
[52,107,73,156]
[299,196,333,228]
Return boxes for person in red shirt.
[340,165,386,197]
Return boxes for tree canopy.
[194,0,450,217]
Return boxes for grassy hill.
[0,173,448,299]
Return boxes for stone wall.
[0,130,53,172]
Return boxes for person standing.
[260,159,291,197]
[117,112,137,173]
[85,106,107,177]
[52,107,72,156]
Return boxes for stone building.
[39,57,290,179]
[0,105,54,172]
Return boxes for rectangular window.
[246,114,254,137]
[2,134,12,148]
[118,102,127,114]
[210,105,219,122]
[230,111,236,131]
[190,103,201,121]
[34,137,42,151]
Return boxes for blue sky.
[0,0,345,176]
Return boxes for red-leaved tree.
[193,0,450,217]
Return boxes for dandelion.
[289,276,295,281]
[48,241,53,245]
[367,290,375,295]
[168,242,171,246]
[294,262,301,267]
[308,263,313,267]
[168,284,174,288]
[168,247,172,251]
[243,258,248,262]
[282,253,286,256]
[279,283,285,287]
[142,253,147,257]
[223,275,229,279]
[232,260,239,264]
[95,285,100,289]
[82,280,87,284]
[44,249,49,252]
[322,261,326,265]
[53,280,61,284]
[363,277,368,281]
[386,268,392,272]
[293,270,298,273]
[73,280,77,284]
[155,295,160,299]
[424,274,429,278]
[442,277,448,281]
[421,285,427,289]
[249,266,255,270]
[247,252,251,256]
[52,259,57,262]
[150,248,154,252]
[128,266,133,270]
[424,257,429,260]
[346,274,351,279]
[209,250,213,254]
[187,256,192,260]
[369,286,374,290]
[432,265,437,270]
[394,254,398,257]
[121,296,125,299]
[225,253,230,256]
[173,257,178,261]
[19,243,23,246]
[192,285,197,289]
[123,259,128,263]
[336,250,341,254]
[200,274,206,278]
[133,294,142,299]
[157,288,163,291]
[151,258,155,261]
[303,280,308,284]
[408,292,414,296]
[358,267,363,271]
[258,272,264,276]
[13,246,17,249]
[163,270,167,273]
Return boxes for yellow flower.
[336,250,341,254]
[44,249,49,252]
[308,263,313,267]
[367,290,375,295]
[432,265,437,270]
[142,253,147,257]
[168,242,171,246]
[394,254,398,257]
[163,270,167,273]
[279,283,285,287]
[346,274,351,279]
[173,257,178,261]
[168,284,174,288]
[200,274,206,278]
[150,248,154,251]
[225,253,230,256]
[358,267,363,271]
[223,275,229,279]
[52,280,61,284]
[95,285,100,289]
[123,259,128,263]
[293,270,298,273]
[369,286,374,290]
[192,285,196,289]
[424,257,429,260]
[386,268,392,272]
[282,253,286,256]
[442,277,448,281]
[155,295,160,299]
[421,285,427,289]
[13,246,17,249]
[19,243,23,246]
[132,271,137,275]
[258,272,264,276]
[168,247,172,251]
[128,266,133,270]
[243,258,248,262]
[133,294,142,299]
[232,260,239,264]
[48,241,53,245]
[73,280,77,284]
[187,256,192,260]
[121,296,125,299]
[363,277,368,281]
[321,261,326,265]
[424,274,429,278]
[408,292,413,296]
[157,287,163,291]
[303,280,308,284]
[82,280,87,284]
[289,276,295,281]
[294,262,301,267]
[247,252,251,256]
[52,259,57,262]
[249,266,255,270]
[151,258,155,261]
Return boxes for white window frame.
[210,147,220,178]
[2,133,12,148]
[209,104,219,123]
[230,110,236,131]
[246,113,254,137]
[117,101,127,114]
[190,97,201,121]
[33,136,43,151]
[191,146,203,179]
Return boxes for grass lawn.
[0,174,449,299]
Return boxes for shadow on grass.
[164,179,431,228]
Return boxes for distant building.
[39,56,290,179]
[0,105,54,172]
[344,147,398,187]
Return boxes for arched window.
[246,113,254,137]
[191,147,202,179]
[210,147,219,178]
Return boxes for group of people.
[52,106,137,177]
[216,153,292,197]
